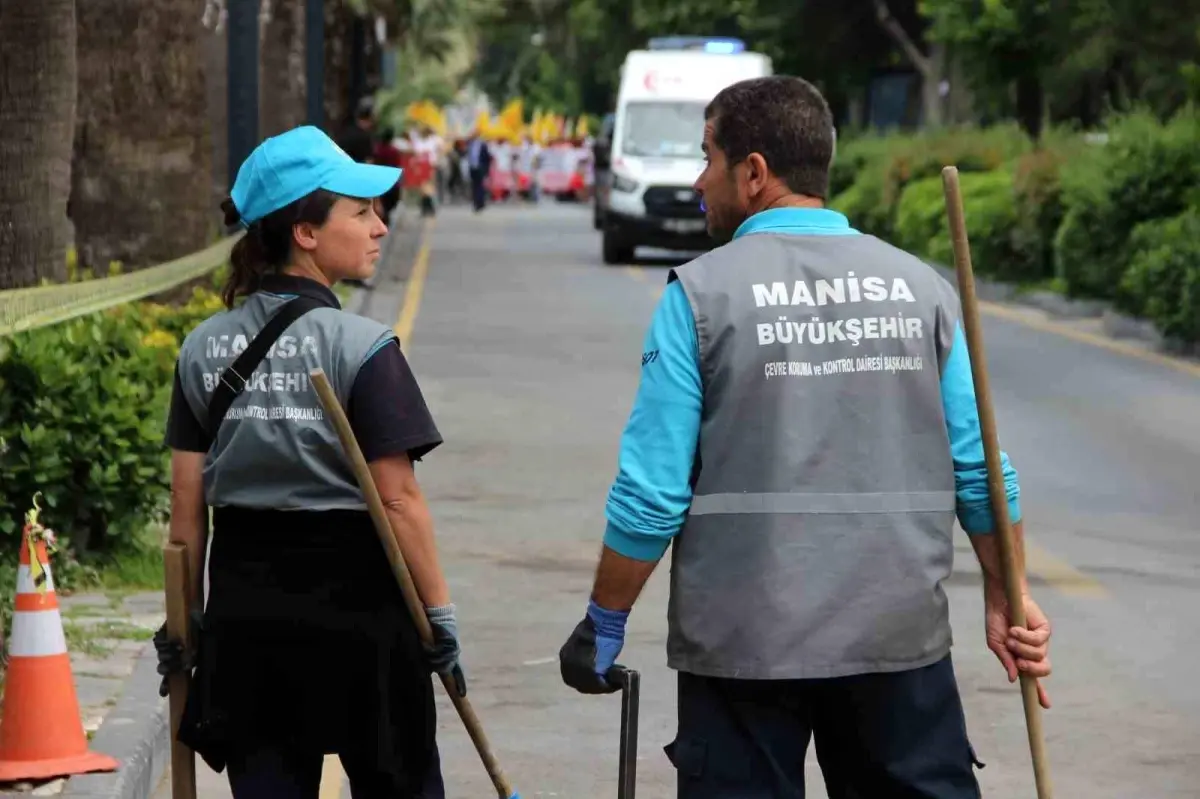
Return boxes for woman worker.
[152,125,463,798]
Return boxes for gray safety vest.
[175,291,394,510]
[666,231,963,679]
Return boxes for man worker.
[558,75,1053,798]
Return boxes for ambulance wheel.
[602,230,634,265]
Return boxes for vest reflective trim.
[688,490,956,516]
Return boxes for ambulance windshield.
[620,101,706,159]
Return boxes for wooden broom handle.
[310,368,517,799]
[942,166,1053,799]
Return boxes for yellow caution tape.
[23,493,57,593]
[0,234,240,339]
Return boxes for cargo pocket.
[664,736,707,780]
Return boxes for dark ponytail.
[219,190,339,309]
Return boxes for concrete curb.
[60,644,168,799]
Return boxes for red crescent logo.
[643,71,657,92]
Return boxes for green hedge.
[0,287,224,556]
[894,170,1032,281]
[1053,108,1200,305]
[1121,209,1200,342]
[833,109,1200,346]
[830,123,1031,240]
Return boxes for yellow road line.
[1025,540,1108,598]
[318,754,344,799]
[979,300,1200,380]
[394,219,434,349]
[625,265,647,281]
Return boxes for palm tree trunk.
[71,0,213,275]
[0,0,77,290]
[324,0,353,129]
[260,0,308,138]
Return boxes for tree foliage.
[468,0,1200,132]
[921,0,1200,134]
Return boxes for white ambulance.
[594,37,773,264]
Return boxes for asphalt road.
[157,200,1200,799]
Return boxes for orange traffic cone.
[0,526,119,781]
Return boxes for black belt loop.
[206,296,325,437]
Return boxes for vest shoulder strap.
[205,296,325,436]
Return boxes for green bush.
[0,287,222,555]
[893,175,948,255]
[832,123,1031,240]
[893,170,1031,281]
[1054,107,1200,301]
[1007,136,1085,284]
[829,132,897,198]
[1120,209,1200,344]
[832,167,891,238]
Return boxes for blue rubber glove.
[559,599,629,694]
[588,599,628,676]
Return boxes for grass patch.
[85,543,165,593]
[62,623,115,658]
[62,620,153,660]
[90,621,155,641]
[56,525,166,596]
[62,603,113,620]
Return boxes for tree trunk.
[71,0,213,275]
[945,46,976,125]
[1015,73,1045,140]
[0,0,77,290]
[920,42,946,128]
[260,0,307,138]
[205,18,229,210]
[324,0,352,130]
[872,0,946,129]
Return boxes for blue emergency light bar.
[647,36,746,54]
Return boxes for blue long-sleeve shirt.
[603,208,1021,562]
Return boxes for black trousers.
[667,655,984,799]
[469,168,487,211]
[226,740,445,799]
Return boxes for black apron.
[179,506,437,792]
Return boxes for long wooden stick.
[941,166,1053,798]
[162,542,197,799]
[309,368,518,799]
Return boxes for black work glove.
[152,608,204,698]
[424,605,467,697]
[559,614,622,695]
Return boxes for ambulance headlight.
[612,173,639,193]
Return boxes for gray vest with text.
[667,231,963,679]
[175,292,394,510]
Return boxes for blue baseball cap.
[229,125,402,226]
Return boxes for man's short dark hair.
[705,76,835,199]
